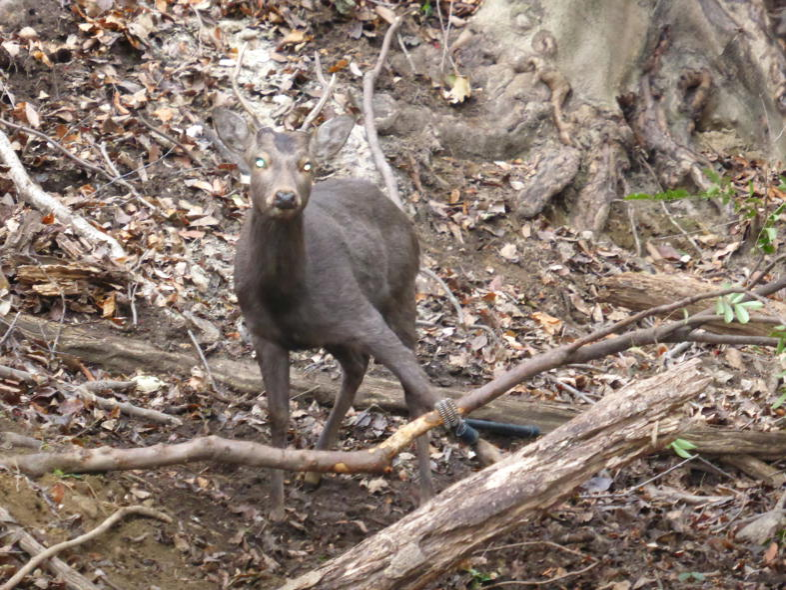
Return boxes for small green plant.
[421,0,433,17]
[715,291,764,324]
[626,171,785,254]
[52,469,84,480]
[332,0,356,15]
[669,438,698,459]
[678,572,706,583]
[465,568,495,589]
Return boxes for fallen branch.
[0,506,98,590]
[75,384,182,426]
[0,128,126,259]
[1,505,171,591]
[7,312,784,458]
[0,363,179,425]
[599,272,784,336]
[284,360,709,589]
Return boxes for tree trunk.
[386,0,784,234]
[285,360,709,589]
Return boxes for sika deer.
[213,109,481,520]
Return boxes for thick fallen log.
[285,360,709,589]
[599,272,784,336]
[10,313,783,458]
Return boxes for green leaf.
[772,392,786,410]
[740,300,763,310]
[672,438,698,450]
[729,292,746,304]
[715,297,725,316]
[625,193,657,200]
[723,300,735,323]
[704,168,722,184]
[734,304,750,324]
[670,438,697,459]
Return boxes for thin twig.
[746,253,785,288]
[660,200,704,257]
[136,113,205,167]
[232,43,261,127]
[75,385,182,425]
[396,34,416,74]
[0,506,98,590]
[567,282,779,352]
[420,267,464,325]
[544,374,596,404]
[486,539,591,559]
[0,310,20,347]
[362,16,404,209]
[629,454,698,491]
[484,561,599,588]
[187,329,232,403]
[0,117,106,177]
[1,505,171,590]
[627,202,643,257]
[97,141,158,211]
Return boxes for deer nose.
[274,191,298,210]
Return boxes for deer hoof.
[473,438,504,466]
[302,471,322,489]
[268,504,287,522]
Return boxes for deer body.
[235,179,420,351]
[215,109,438,520]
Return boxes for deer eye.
[254,157,267,169]
[302,161,313,173]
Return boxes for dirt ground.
[0,2,784,590]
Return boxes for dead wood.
[284,360,709,589]
[1,505,171,591]
[599,272,784,336]
[8,312,783,458]
[0,505,98,590]
[0,128,126,259]
[720,454,786,487]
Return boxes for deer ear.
[310,115,355,163]
[212,108,252,154]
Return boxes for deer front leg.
[255,337,291,522]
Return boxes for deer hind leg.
[303,346,369,488]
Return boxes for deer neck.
[248,210,307,296]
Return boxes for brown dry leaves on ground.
[0,1,784,589]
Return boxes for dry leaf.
[278,29,308,48]
[100,292,116,318]
[2,41,20,57]
[328,59,348,73]
[18,27,38,39]
[500,243,519,262]
[50,482,65,504]
[443,75,471,104]
[152,106,175,122]
[531,311,562,335]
